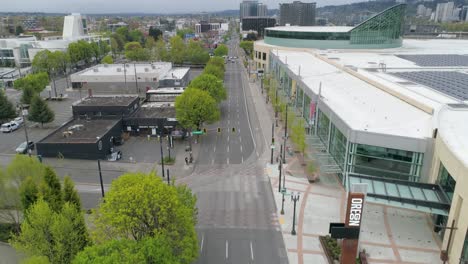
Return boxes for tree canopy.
[101,55,114,64]
[169,36,186,64]
[0,90,16,122]
[185,40,210,64]
[240,41,254,56]
[28,95,54,127]
[14,72,49,93]
[175,88,220,129]
[188,74,226,103]
[148,26,163,41]
[124,42,150,61]
[214,44,228,57]
[203,64,224,80]
[91,173,198,264]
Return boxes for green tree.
[21,85,36,105]
[92,173,198,263]
[169,35,186,64]
[214,44,228,57]
[129,29,145,44]
[124,42,150,61]
[19,176,39,212]
[188,74,226,103]
[206,56,225,71]
[116,27,130,41]
[148,26,163,41]
[15,25,24,36]
[0,90,16,122]
[155,39,169,61]
[67,42,82,67]
[175,88,220,129]
[11,200,90,264]
[110,33,125,53]
[240,41,253,56]
[73,236,178,264]
[40,167,62,212]
[291,119,307,155]
[28,95,54,127]
[62,176,81,210]
[203,64,224,80]
[185,40,210,64]
[14,72,50,93]
[176,28,194,39]
[101,55,114,64]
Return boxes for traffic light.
[203,128,207,134]
[217,127,221,133]
[232,127,236,133]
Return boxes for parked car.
[107,150,122,161]
[1,122,19,133]
[15,141,35,154]
[13,117,23,126]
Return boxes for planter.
[319,235,340,264]
[305,162,319,183]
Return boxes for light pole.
[278,150,283,193]
[133,63,139,95]
[291,192,300,235]
[280,189,285,215]
[166,168,170,185]
[167,135,171,160]
[123,63,128,92]
[283,104,288,164]
[20,106,31,157]
[159,135,165,178]
[271,123,274,164]
[97,160,105,198]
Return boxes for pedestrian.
[189,155,193,163]
[185,157,189,165]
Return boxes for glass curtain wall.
[349,143,423,182]
[317,110,330,145]
[329,124,347,169]
[435,163,456,240]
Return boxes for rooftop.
[160,68,190,80]
[131,103,176,119]
[265,26,354,33]
[40,119,120,144]
[74,95,138,107]
[73,63,173,77]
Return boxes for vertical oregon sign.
[341,192,366,264]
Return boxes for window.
[329,124,347,169]
[262,52,266,61]
[317,110,329,144]
[438,163,455,202]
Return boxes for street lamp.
[283,104,288,164]
[278,148,282,193]
[159,135,165,178]
[20,106,31,157]
[270,123,274,164]
[291,192,300,235]
[280,188,286,215]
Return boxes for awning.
[347,173,450,216]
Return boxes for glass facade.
[329,124,347,169]
[350,4,405,46]
[265,29,350,40]
[349,143,423,181]
[438,163,455,202]
[317,110,330,144]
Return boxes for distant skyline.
[2,0,364,14]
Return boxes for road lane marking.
[239,137,242,143]
[242,156,244,163]
[240,145,243,152]
[250,241,254,260]
[228,120,230,125]
[211,159,214,165]
[200,234,204,252]
[226,240,229,259]
[227,158,230,164]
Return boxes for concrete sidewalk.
[245,69,442,263]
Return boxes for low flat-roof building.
[265,37,468,261]
[70,63,189,96]
[72,95,140,119]
[123,102,177,136]
[36,119,122,160]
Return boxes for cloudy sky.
[3,0,363,14]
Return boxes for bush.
[323,235,341,260]
[307,162,316,174]
[0,223,16,242]
[162,156,175,165]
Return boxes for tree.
[21,85,36,105]
[148,26,163,41]
[0,90,16,122]
[185,40,210,64]
[155,39,170,61]
[214,44,228,57]
[19,176,39,212]
[175,88,220,129]
[129,29,145,44]
[92,173,198,263]
[188,74,226,103]
[116,27,130,41]
[62,176,81,210]
[28,95,54,127]
[73,236,178,264]
[169,35,186,64]
[176,28,194,39]
[101,55,114,64]
[110,33,125,54]
[14,72,50,93]
[206,57,225,71]
[240,41,254,56]
[40,167,62,212]
[291,118,307,155]
[203,64,224,80]
[15,25,24,36]
[124,42,150,61]
[11,200,90,264]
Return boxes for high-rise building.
[279,1,316,26]
[461,6,468,21]
[241,17,276,37]
[433,2,455,22]
[240,1,268,19]
[63,13,88,40]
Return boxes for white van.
[1,122,19,133]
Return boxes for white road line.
[240,145,243,152]
[227,145,230,153]
[200,235,204,253]
[227,157,230,164]
[227,135,230,142]
[226,240,229,259]
[239,137,242,143]
[211,159,214,165]
[250,241,254,260]
[240,69,257,151]
[214,146,216,152]
[242,156,244,163]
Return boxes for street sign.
[281,188,290,196]
[192,131,204,135]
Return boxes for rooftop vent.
[68,124,84,131]
[448,103,468,109]
[93,68,98,72]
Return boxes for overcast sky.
[3,0,363,14]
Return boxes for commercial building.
[279,1,316,26]
[36,119,122,160]
[241,17,276,37]
[259,20,468,262]
[195,22,223,34]
[69,63,189,96]
[240,1,268,19]
[107,22,128,33]
[433,2,456,22]
[253,4,406,71]
[72,95,140,119]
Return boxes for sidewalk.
[245,69,442,264]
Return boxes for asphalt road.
[189,34,288,264]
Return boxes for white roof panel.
[265,26,353,33]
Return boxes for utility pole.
[167,169,170,185]
[167,135,171,160]
[280,190,285,215]
[20,106,31,157]
[97,160,105,198]
[283,104,288,164]
[271,123,274,164]
[123,63,128,92]
[278,150,283,193]
[159,135,165,178]
[291,192,300,235]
